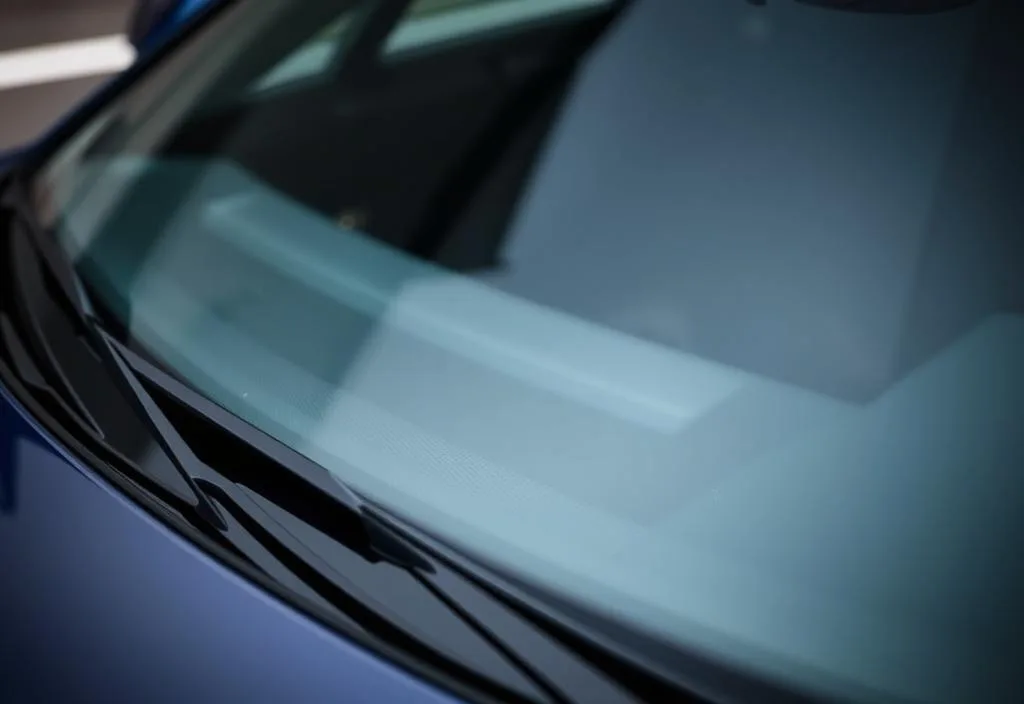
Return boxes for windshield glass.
[34,0,1023,700]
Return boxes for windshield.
[34,0,1023,701]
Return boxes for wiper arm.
[98,330,431,572]
[96,333,227,529]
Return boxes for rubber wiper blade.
[95,331,227,529]
[2,176,241,520]
[102,332,432,573]
[1,179,104,438]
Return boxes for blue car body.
[0,385,452,703]
[0,8,454,703]
[154,0,212,44]
[136,0,214,53]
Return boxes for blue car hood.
[0,384,456,703]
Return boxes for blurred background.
[0,0,135,149]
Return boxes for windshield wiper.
[1,175,104,437]
[1,170,234,524]
[87,335,570,703]
[0,172,571,702]
[96,330,432,572]
[1,170,431,572]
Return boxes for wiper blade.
[1,170,226,520]
[98,331,431,572]
[100,337,582,703]
[96,333,227,529]
[1,176,104,437]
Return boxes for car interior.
[93,0,1020,406]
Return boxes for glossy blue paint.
[0,385,459,703]
[171,0,213,25]
[135,0,214,54]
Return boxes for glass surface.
[35,0,1024,701]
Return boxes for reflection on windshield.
[39,0,1024,702]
